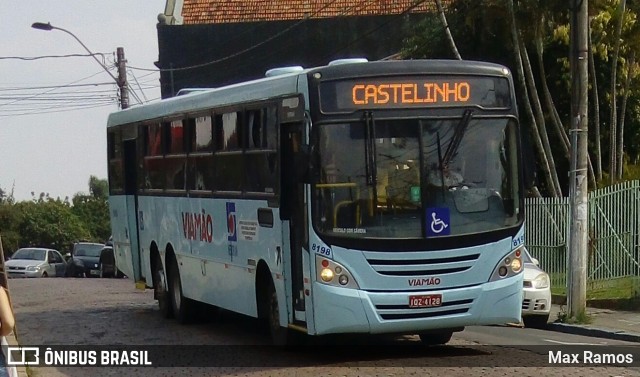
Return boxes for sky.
[0,0,166,202]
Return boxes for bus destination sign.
[319,76,510,113]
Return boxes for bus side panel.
[109,196,135,280]
[160,197,284,320]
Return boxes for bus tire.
[267,279,292,346]
[169,259,192,323]
[418,331,453,345]
[154,258,172,319]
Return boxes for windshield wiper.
[442,109,474,168]
[364,111,377,186]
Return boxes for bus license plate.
[409,294,442,308]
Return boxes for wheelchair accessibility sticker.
[426,207,450,237]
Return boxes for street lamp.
[31,21,128,109]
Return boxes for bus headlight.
[315,255,359,289]
[320,268,334,282]
[511,258,522,273]
[489,247,524,281]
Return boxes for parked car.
[522,248,551,328]
[65,242,105,278]
[6,248,66,278]
[98,246,124,278]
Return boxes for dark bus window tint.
[245,151,277,194]
[189,116,213,152]
[108,131,119,160]
[144,157,164,189]
[247,109,264,148]
[167,120,185,154]
[165,156,186,190]
[265,106,278,149]
[215,112,241,151]
[146,124,162,156]
[108,130,123,192]
[214,153,244,191]
[187,154,215,191]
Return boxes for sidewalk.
[546,304,640,343]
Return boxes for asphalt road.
[7,277,640,377]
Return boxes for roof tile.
[181,0,451,24]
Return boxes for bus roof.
[107,70,305,128]
[107,59,510,128]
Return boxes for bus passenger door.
[111,137,142,283]
[282,122,307,325]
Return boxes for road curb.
[546,322,640,343]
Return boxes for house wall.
[156,14,426,98]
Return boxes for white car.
[6,248,67,278]
[521,248,551,328]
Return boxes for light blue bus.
[107,59,525,345]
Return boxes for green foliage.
[0,177,110,255]
[16,196,90,252]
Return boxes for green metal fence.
[525,180,640,299]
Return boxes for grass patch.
[550,276,640,300]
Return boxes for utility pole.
[568,0,589,319]
[117,47,129,109]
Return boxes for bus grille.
[365,253,480,276]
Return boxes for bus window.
[167,120,185,154]
[187,154,214,191]
[214,153,243,192]
[141,123,165,190]
[186,115,214,192]
[107,130,123,193]
[245,108,277,194]
[146,124,162,156]
[189,116,213,152]
[216,111,242,151]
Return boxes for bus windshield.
[313,115,521,239]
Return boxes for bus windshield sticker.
[311,243,332,258]
[426,207,450,237]
[239,220,259,242]
[320,76,510,113]
[332,227,367,234]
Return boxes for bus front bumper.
[312,274,523,335]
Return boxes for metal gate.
[525,180,640,298]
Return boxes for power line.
[0,102,115,117]
[0,53,110,61]
[0,69,114,109]
[0,83,114,91]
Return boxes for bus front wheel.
[418,331,453,345]
[267,279,295,346]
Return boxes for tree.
[88,176,108,200]
[609,0,627,183]
[16,197,90,251]
[71,176,111,242]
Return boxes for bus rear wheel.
[418,331,453,345]
[169,259,192,323]
[154,259,172,318]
